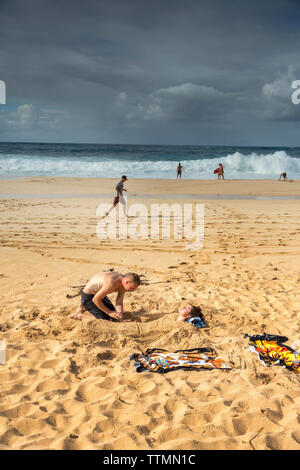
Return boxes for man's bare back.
[84,272,123,295]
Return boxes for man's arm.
[115,290,125,316]
[115,290,132,322]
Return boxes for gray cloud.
[260,67,300,121]
[1,0,300,144]
[113,83,238,122]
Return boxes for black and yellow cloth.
[245,333,300,374]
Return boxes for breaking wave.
[0,147,299,179]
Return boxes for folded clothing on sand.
[186,317,207,328]
[130,347,231,373]
[245,332,300,374]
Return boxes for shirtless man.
[176,163,183,179]
[70,271,141,321]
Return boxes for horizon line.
[0,141,299,149]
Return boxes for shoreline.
[0,176,299,197]
[1,192,300,200]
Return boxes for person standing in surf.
[218,163,224,180]
[177,163,183,179]
[279,171,287,181]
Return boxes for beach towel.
[245,333,300,374]
[186,317,207,328]
[130,347,231,373]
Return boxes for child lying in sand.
[177,304,194,321]
[177,304,207,327]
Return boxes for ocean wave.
[0,150,299,179]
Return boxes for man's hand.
[108,310,123,320]
[109,310,132,322]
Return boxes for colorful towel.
[130,347,231,373]
[245,333,300,374]
[186,317,207,328]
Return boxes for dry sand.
[0,177,299,450]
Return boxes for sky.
[1,0,300,146]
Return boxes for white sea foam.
[0,150,299,179]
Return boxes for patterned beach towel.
[245,333,300,374]
[186,317,207,328]
[130,347,231,373]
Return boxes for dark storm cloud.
[1,0,300,144]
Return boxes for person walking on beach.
[105,175,128,217]
[70,271,141,321]
[218,163,224,180]
[177,163,183,179]
[279,171,287,181]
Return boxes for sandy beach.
[0,177,299,450]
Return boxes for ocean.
[0,142,299,180]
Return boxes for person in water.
[218,163,224,180]
[177,163,183,179]
[70,271,141,321]
[279,171,287,181]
